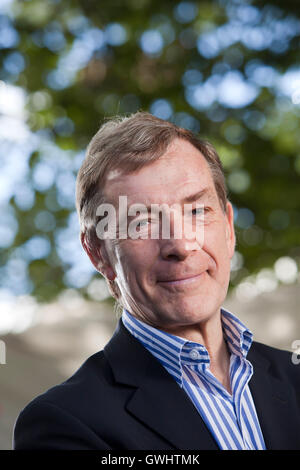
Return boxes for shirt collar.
[121,307,253,388]
[220,308,253,358]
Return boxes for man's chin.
[150,301,220,328]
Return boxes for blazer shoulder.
[250,340,300,386]
[251,340,293,360]
[13,395,111,449]
[13,349,113,449]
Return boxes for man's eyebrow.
[124,188,215,217]
[127,188,215,208]
[181,188,215,204]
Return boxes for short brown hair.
[76,111,228,304]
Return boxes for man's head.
[76,112,235,328]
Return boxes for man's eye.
[136,220,149,229]
[192,207,205,215]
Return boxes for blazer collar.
[104,318,218,450]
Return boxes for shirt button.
[189,349,200,360]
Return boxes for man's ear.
[80,232,116,281]
[225,201,236,258]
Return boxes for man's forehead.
[102,140,216,205]
[104,179,218,207]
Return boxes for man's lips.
[157,271,206,286]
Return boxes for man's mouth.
[157,272,206,286]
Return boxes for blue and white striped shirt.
[122,307,266,450]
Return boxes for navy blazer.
[13,318,300,450]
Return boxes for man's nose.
[160,237,199,261]
[159,211,202,260]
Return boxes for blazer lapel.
[104,319,218,450]
[248,344,300,450]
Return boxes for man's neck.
[158,310,232,394]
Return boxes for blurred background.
[0,0,300,450]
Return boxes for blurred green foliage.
[0,0,300,302]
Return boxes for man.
[13,112,300,450]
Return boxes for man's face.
[98,138,235,331]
